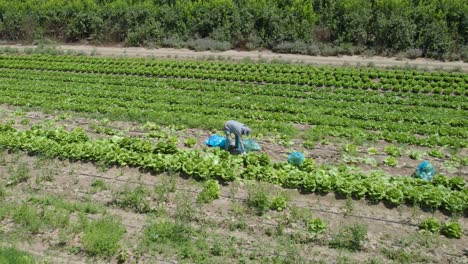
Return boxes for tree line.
[0,0,466,59]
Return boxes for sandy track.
[2,44,468,72]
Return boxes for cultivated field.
[0,53,467,264]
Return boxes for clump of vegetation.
[441,221,462,239]
[0,184,5,200]
[197,180,220,204]
[409,150,424,160]
[269,193,288,212]
[12,204,43,234]
[367,147,378,155]
[143,220,192,244]
[418,217,441,233]
[382,247,427,263]
[329,224,368,252]
[419,218,462,239]
[0,247,36,264]
[307,218,327,235]
[184,138,197,148]
[83,217,125,257]
[155,175,177,203]
[384,145,401,157]
[428,149,444,159]
[383,157,398,167]
[91,179,108,191]
[247,187,270,216]
[343,144,359,156]
[113,186,151,213]
[7,162,31,186]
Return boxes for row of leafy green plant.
[419,217,462,239]
[0,71,465,148]
[0,55,466,93]
[0,124,465,215]
[3,54,466,83]
[2,67,466,111]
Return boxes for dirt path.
[2,44,467,72]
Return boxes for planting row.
[1,68,466,112]
[0,55,467,93]
[0,123,466,215]
[1,68,466,109]
[0,77,466,148]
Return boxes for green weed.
[229,219,248,231]
[82,216,125,257]
[143,220,192,245]
[90,179,108,191]
[247,187,270,216]
[43,207,70,229]
[12,204,42,234]
[382,248,428,263]
[197,180,220,204]
[342,197,355,216]
[7,162,31,186]
[0,184,5,201]
[289,206,313,224]
[29,196,104,214]
[154,175,176,203]
[175,193,197,222]
[329,224,367,252]
[0,247,36,264]
[113,186,151,213]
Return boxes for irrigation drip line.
[1,174,464,260]
[0,160,461,228]
[75,171,420,227]
[5,112,463,172]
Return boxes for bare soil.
[2,105,465,180]
[1,150,466,263]
[1,44,467,72]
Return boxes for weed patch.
[82,216,125,257]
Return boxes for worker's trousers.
[224,130,243,153]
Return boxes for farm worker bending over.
[224,120,251,155]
